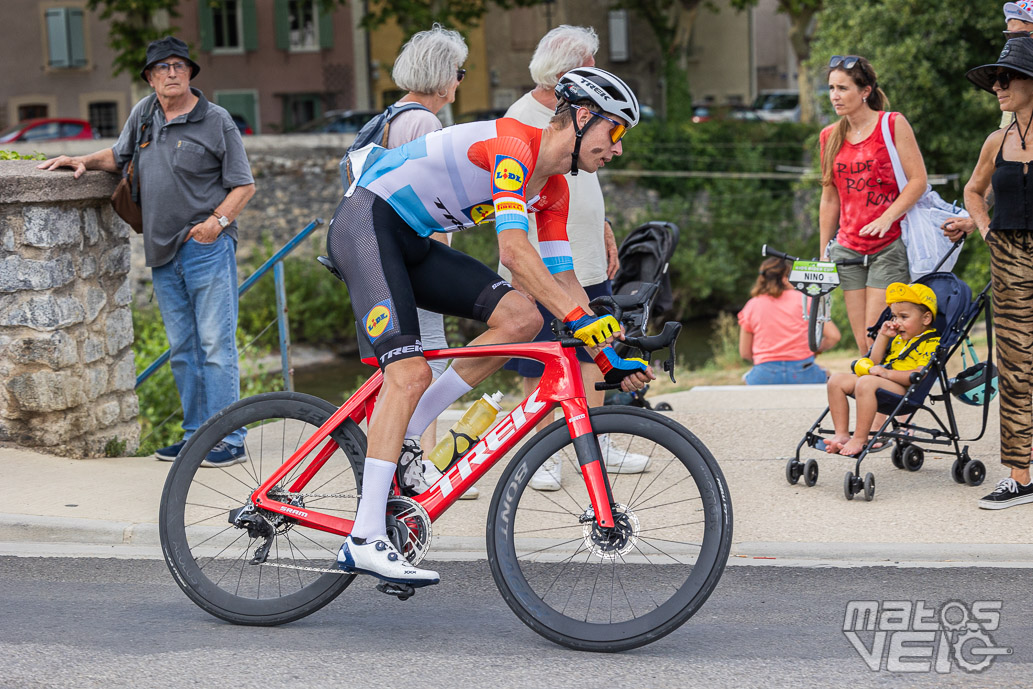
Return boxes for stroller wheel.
[654,402,673,412]
[863,473,876,501]
[891,444,905,470]
[803,459,819,487]
[785,458,803,485]
[951,458,967,484]
[963,459,986,487]
[902,445,924,472]
[843,471,856,500]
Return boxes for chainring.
[385,495,432,566]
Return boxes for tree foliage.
[361,0,547,34]
[86,0,181,78]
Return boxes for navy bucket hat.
[140,36,200,82]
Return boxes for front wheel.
[487,407,733,652]
[159,392,366,626]
[807,293,829,353]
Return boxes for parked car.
[230,114,253,135]
[0,118,96,143]
[291,109,380,134]
[750,90,800,123]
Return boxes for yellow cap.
[885,282,937,317]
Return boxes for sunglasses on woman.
[994,69,1030,89]
[570,105,627,143]
[829,55,862,70]
[456,68,466,83]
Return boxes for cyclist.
[326,67,654,587]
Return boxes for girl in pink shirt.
[738,258,841,385]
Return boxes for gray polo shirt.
[112,88,254,268]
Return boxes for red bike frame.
[248,339,617,535]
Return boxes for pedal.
[376,582,416,601]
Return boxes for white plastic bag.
[881,113,967,278]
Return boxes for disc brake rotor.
[582,503,639,560]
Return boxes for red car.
[0,118,96,143]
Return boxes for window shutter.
[68,8,86,67]
[199,1,214,51]
[274,0,289,50]
[45,8,70,68]
[318,3,334,50]
[242,0,258,51]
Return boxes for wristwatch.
[214,214,230,229]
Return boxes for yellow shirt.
[883,329,939,371]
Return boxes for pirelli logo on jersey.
[493,156,527,194]
[495,199,526,215]
[365,299,393,340]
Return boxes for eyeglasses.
[1003,30,1033,39]
[829,55,862,70]
[994,68,1030,89]
[151,61,190,76]
[456,68,466,83]
[571,105,627,144]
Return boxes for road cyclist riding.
[158,67,734,651]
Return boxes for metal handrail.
[135,218,324,389]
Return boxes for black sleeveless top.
[990,127,1033,231]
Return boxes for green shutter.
[199,1,214,51]
[68,8,86,67]
[318,3,334,50]
[45,8,69,67]
[242,0,258,51]
[274,0,289,51]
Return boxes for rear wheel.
[159,392,366,626]
[487,407,732,652]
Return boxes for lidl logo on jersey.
[493,156,527,193]
[365,300,393,340]
[465,203,495,225]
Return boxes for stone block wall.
[0,161,139,457]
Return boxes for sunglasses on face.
[456,68,466,83]
[571,105,627,143]
[151,61,190,76]
[1003,30,1033,39]
[994,69,1030,89]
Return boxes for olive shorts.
[829,237,910,291]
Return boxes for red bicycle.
[159,314,732,652]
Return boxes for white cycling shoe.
[337,536,440,587]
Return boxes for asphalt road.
[0,557,1030,689]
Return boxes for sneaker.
[978,477,1033,510]
[200,441,247,468]
[458,486,480,500]
[337,536,440,587]
[530,457,562,491]
[397,439,442,496]
[598,434,651,474]
[155,439,186,462]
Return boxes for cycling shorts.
[327,187,514,367]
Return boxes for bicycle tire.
[807,293,826,353]
[486,407,732,652]
[159,391,366,626]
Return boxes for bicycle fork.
[561,398,616,528]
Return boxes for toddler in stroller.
[825,282,940,456]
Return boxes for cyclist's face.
[575,110,626,172]
[889,302,932,339]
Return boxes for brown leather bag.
[111,95,158,234]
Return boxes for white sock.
[404,366,473,439]
[350,457,397,541]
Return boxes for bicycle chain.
[259,561,349,575]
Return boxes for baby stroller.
[600,221,680,411]
[786,267,996,502]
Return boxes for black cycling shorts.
[326,187,514,367]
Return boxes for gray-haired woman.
[383,24,478,497]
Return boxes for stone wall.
[0,161,139,457]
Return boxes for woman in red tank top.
[818,55,928,352]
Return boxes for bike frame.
[248,339,618,535]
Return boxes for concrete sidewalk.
[2,385,1030,566]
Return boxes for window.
[280,93,322,130]
[88,101,119,137]
[21,122,60,141]
[289,0,317,51]
[45,7,87,68]
[18,104,49,121]
[200,0,256,53]
[608,10,629,62]
[214,1,242,50]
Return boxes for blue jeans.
[152,234,244,446]
[744,356,828,385]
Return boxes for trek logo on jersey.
[464,203,496,225]
[364,300,393,340]
[493,156,527,193]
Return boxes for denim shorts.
[829,237,910,291]
[744,356,828,385]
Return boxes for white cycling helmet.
[555,67,641,128]
[554,67,640,175]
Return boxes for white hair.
[528,25,599,89]
[391,24,469,95]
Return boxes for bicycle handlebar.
[761,244,869,268]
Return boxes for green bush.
[0,151,46,160]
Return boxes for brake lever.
[588,295,624,324]
[621,321,681,383]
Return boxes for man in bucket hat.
[39,36,256,467]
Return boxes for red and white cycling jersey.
[351,118,574,274]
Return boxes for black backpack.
[340,102,433,186]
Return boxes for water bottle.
[427,391,504,471]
